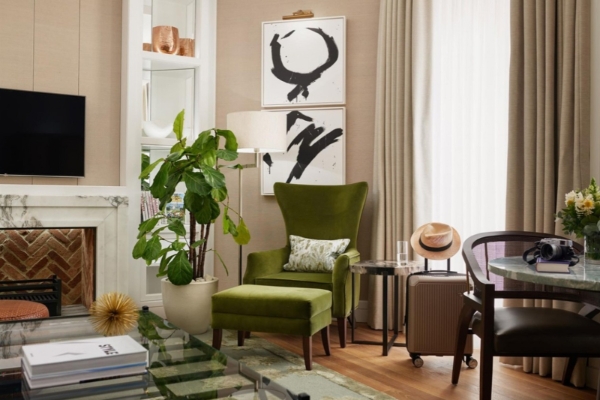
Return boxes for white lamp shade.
[227,111,287,153]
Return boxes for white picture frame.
[262,16,346,108]
[261,107,346,195]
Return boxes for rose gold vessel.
[152,26,179,54]
[178,38,195,57]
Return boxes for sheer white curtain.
[370,0,511,329]
[415,0,511,271]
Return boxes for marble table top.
[489,256,600,292]
[351,260,424,276]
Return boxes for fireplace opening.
[0,228,96,319]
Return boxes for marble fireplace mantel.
[0,194,129,296]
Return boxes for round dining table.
[488,256,600,293]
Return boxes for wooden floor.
[255,322,597,400]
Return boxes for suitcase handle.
[424,258,452,272]
[421,270,459,275]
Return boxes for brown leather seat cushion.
[472,307,600,355]
[0,300,50,321]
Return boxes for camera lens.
[540,243,563,261]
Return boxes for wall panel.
[0,0,34,90]
[0,0,34,185]
[0,0,121,187]
[33,0,79,95]
[31,178,77,186]
[0,177,33,185]
[30,0,80,186]
[215,0,379,299]
[78,0,122,186]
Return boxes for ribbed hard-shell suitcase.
[405,270,477,368]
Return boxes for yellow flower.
[565,190,577,206]
[575,194,595,216]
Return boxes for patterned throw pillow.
[283,235,350,273]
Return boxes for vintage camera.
[537,238,575,262]
[523,238,578,266]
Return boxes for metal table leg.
[351,270,355,343]
[351,270,405,355]
[382,270,388,355]
[383,272,399,355]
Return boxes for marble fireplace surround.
[0,193,129,298]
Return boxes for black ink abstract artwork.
[262,17,345,107]
[270,28,338,102]
[261,108,345,195]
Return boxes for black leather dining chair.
[452,231,600,400]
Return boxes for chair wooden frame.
[451,231,598,400]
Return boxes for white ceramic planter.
[161,277,218,334]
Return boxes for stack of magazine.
[21,336,148,389]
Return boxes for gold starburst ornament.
[89,292,139,336]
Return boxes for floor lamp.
[226,111,287,285]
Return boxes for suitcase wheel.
[464,355,478,369]
[411,355,424,368]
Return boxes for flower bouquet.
[556,178,600,264]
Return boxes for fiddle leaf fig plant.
[132,110,250,285]
[141,153,150,191]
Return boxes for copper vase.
[178,38,195,57]
[152,26,179,54]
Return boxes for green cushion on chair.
[255,272,333,292]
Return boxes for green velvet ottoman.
[211,285,332,370]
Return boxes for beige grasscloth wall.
[0,0,121,186]
[215,0,379,300]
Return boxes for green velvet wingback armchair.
[243,182,368,348]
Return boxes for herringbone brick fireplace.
[0,228,95,308]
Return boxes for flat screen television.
[0,88,85,178]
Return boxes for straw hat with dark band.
[410,222,461,260]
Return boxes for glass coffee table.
[0,309,308,399]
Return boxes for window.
[418,0,511,271]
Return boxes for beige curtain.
[505,0,591,386]
[368,0,433,329]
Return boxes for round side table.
[350,260,422,355]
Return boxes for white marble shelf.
[142,51,201,71]
[141,136,177,148]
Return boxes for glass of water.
[397,241,409,266]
